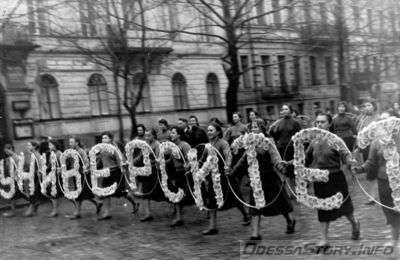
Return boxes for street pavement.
[0,174,396,260]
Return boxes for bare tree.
[139,0,299,123]
[44,0,172,140]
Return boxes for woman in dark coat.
[2,143,27,217]
[354,122,400,247]
[332,101,357,151]
[165,126,194,227]
[133,128,166,222]
[96,131,139,220]
[199,122,249,235]
[302,113,359,249]
[65,136,102,219]
[230,119,295,240]
[21,141,44,217]
[44,140,63,217]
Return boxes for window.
[287,0,295,26]
[27,0,48,35]
[363,56,369,72]
[367,9,373,34]
[38,74,60,119]
[293,56,301,86]
[168,3,179,40]
[310,56,318,85]
[384,57,390,79]
[266,105,276,118]
[256,0,267,25]
[379,11,384,35]
[325,57,334,84]
[132,73,151,112]
[390,11,396,38]
[79,0,97,36]
[304,0,311,24]
[373,56,379,74]
[329,100,335,114]
[172,73,189,110]
[240,55,251,88]
[206,73,221,107]
[272,0,281,25]
[88,74,109,115]
[319,3,327,25]
[298,103,304,115]
[395,56,400,78]
[278,55,287,91]
[354,56,360,73]
[352,6,360,31]
[261,55,273,90]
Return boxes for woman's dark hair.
[249,110,259,117]
[337,101,348,112]
[209,117,224,127]
[158,118,169,128]
[282,103,294,113]
[233,111,243,119]
[317,112,333,123]
[145,128,157,137]
[4,142,14,151]
[137,124,146,132]
[69,136,84,148]
[363,99,378,111]
[251,118,267,134]
[101,131,113,141]
[171,126,187,142]
[209,122,223,138]
[29,141,39,151]
[48,139,61,151]
[189,115,199,126]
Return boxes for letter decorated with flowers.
[0,157,16,199]
[357,117,400,211]
[125,140,152,190]
[16,152,36,196]
[89,144,124,197]
[60,149,82,200]
[231,133,276,209]
[158,141,185,203]
[187,144,224,210]
[40,151,58,197]
[292,128,351,210]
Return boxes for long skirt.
[342,136,356,151]
[22,174,43,204]
[101,166,127,198]
[249,175,293,216]
[136,165,166,201]
[166,168,194,206]
[278,146,295,178]
[201,172,244,211]
[66,171,96,201]
[313,170,354,222]
[42,172,63,199]
[378,179,400,228]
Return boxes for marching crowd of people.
[1,99,400,251]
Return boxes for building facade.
[0,0,399,153]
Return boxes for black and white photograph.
[0,0,400,259]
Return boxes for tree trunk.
[113,70,124,142]
[225,41,240,124]
[129,106,138,140]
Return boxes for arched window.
[132,73,151,112]
[172,73,189,110]
[38,74,60,119]
[88,73,109,115]
[206,73,221,107]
